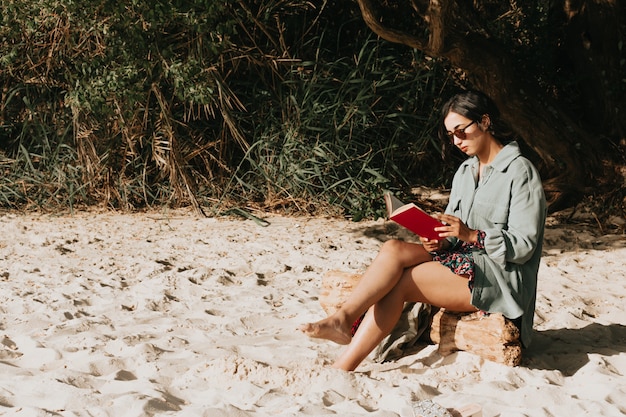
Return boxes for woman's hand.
[434,214,479,243]
[420,236,443,252]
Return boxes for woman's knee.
[378,239,428,267]
[379,239,405,254]
[378,240,407,264]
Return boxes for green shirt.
[445,141,547,346]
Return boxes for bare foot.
[299,317,352,345]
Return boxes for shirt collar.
[490,141,522,172]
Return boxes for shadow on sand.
[523,322,626,376]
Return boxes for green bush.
[0,0,450,217]
[223,36,449,219]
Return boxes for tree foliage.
[1,0,241,211]
[0,0,624,223]
[1,0,456,217]
[356,0,626,212]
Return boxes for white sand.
[0,209,624,416]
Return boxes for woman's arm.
[483,162,546,267]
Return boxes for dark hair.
[438,90,515,156]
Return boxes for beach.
[0,209,624,416]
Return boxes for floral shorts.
[430,230,486,291]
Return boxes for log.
[430,309,522,366]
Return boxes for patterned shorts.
[431,230,486,291]
[431,249,476,290]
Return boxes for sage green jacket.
[445,141,547,347]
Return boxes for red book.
[384,192,445,240]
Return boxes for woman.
[300,90,547,371]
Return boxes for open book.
[384,192,445,240]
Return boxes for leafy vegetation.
[7,1,621,225]
[222,36,452,219]
[1,0,454,218]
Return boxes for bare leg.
[332,261,475,371]
[299,240,432,345]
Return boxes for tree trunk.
[355,0,621,210]
[441,33,595,210]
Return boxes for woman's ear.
[481,114,491,131]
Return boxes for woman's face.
[444,111,486,156]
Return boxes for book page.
[383,191,406,217]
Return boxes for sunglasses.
[447,120,476,142]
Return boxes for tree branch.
[354,0,604,209]
[355,0,428,51]
[425,0,449,53]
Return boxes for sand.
[0,208,624,416]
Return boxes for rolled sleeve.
[484,229,507,267]
[500,164,546,265]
